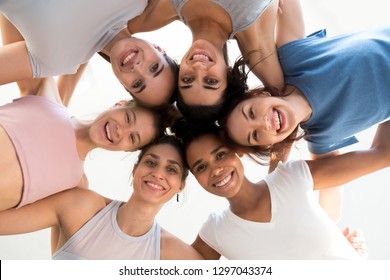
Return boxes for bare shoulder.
[55,188,108,221]
[160,228,204,260]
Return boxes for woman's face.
[110,37,176,107]
[178,39,228,106]
[186,134,244,198]
[226,95,299,147]
[89,105,156,152]
[133,144,185,204]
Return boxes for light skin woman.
[127,0,284,119]
[184,122,390,259]
[0,14,164,211]
[0,136,203,260]
[0,1,177,108]
[0,77,162,212]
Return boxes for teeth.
[105,123,113,142]
[122,52,136,65]
[274,110,281,131]
[192,54,210,61]
[146,181,164,190]
[214,173,232,188]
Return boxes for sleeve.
[264,160,314,193]
[306,136,359,155]
[198,212,222,253]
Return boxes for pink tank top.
[0,96,84,207]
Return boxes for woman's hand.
[343,226,368,259]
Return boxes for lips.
[212,172,233,188]
[145,180,166,191]
[121,49,138,67]
[273,109,283,132]
[104,122,113,143]
[190,51,213,62]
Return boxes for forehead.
[144,144,182,164]
[136,68,175,107]
[180,87,224,106]
[186,134,221,160]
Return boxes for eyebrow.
[130,110,141,145]
[133,65,164,94]
[179,85,221,90]
[190,145,223,170]
[241,108,252,145]
[146,153,182,168]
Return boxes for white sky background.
[0,0,389,259]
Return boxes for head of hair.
[134,135,189,181]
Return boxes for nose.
[151,169,164,181]
[211,166,224,177]
[261,115,271,131]
[192,61,207,71]
[251,115,271,132]
[130,60,142,71]
[116,123,133,139]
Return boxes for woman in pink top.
[0,16,175,211]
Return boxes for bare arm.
[307,120,390,190]
[310,150,343,222]
[0,188,105,238]
[160,229,205,260]
[275,0,306,47]
[56,62,88,107]
[236,0,284,90]
[191,235,221,260]
[127,0,178,34]
[0,14,34,89]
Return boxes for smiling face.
[226,95,299,147]
[89,105,156,152]
[178,40,228,106]
[110,37,176,107]
[132,143,185,205]
[186,134,244,198]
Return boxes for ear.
[252,89,271,97]
[235,152,244,158]
[113,100,127,107]
[153,44,166,55]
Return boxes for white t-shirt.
[199,160,361,259]
[0,0,147,77]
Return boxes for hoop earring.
[176,193,179,203]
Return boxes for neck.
[72,118,96,160]
[189,20,229,47]
[227,178,271,222]
[285,85,312,123]
[116,195,161,236]
[101,28,131,55]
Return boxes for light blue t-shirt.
[278,27,390,154]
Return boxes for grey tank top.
[171,0,272,38]
[52,200,161,260]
